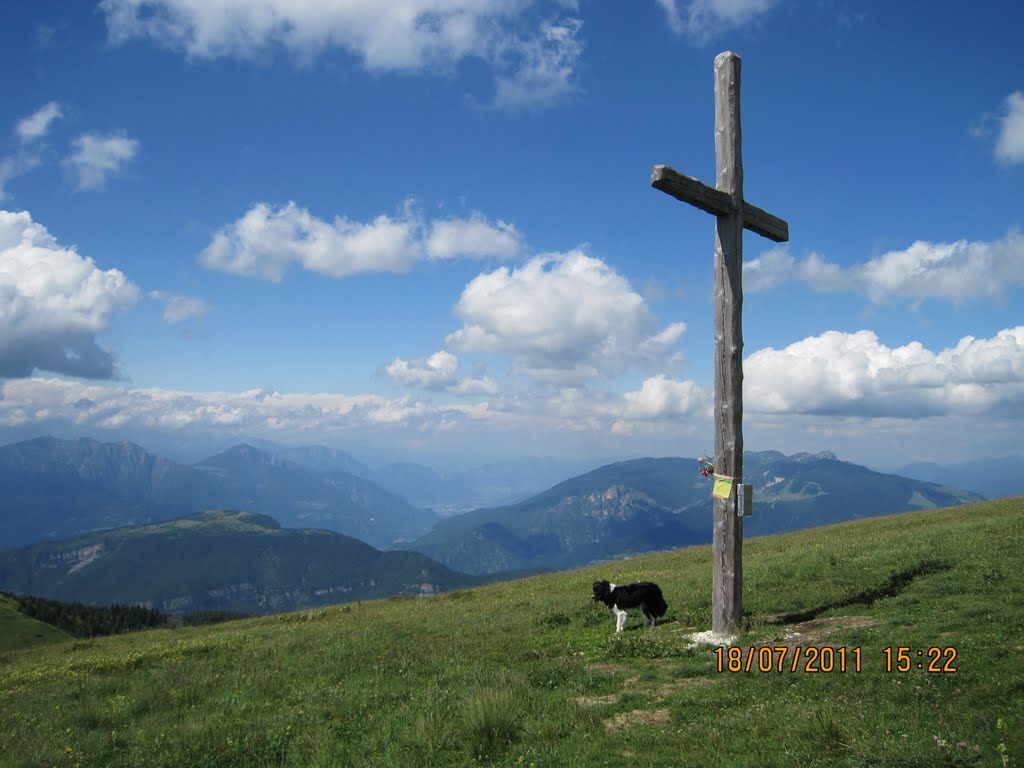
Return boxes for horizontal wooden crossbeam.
[651,165,789,243]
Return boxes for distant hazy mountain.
[0,437,219,548]
[741,451,980,536]
[253,438,603,512]
[409,451,983,574]
[278,448,600,513]
[442,457,603,511]
[0,435,216,509]
[0,438,436,550]
[0,467,146,552]
[192,444,436,546]
[896,456,1024,499]
[0,510,481,615]
[270,444,376,479]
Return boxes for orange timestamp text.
[713,645,960,673]
[714,645,862,673]
[882,646,958,673]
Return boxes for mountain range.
[408,451,984,574]
[0,437,434,550]
[0,510,483,615]
[896,455,1024,499]
[256,440,598,514]
[0,435,993,612]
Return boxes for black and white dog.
[592,580,668,633]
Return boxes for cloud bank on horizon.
[1,1,1022,468]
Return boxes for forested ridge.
[2,591,245,638]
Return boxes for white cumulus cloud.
[656,0,777,38]
[201,203,526,280]
[995,91,1024,165]
[2,104,61,200]
[15,101,63,143]
[492,17,584,110]
[511,374,707,438]
[745,327,1024,418]
[740,247,795,293]
[3,104,139,199]
[100,0,584,109]
[0,153,43,202]
[744,231,1024,304]
[425,212,524,260]
[101,0,491,67]
[147,291,212,324]
[446,249,686,385]
[385,350,458,390]
[200,201,421,281]
[620,374,704,420]
[63,132,140,192]
[0,210,140,378]
[385,349,499,395]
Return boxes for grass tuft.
[462,689,520,761]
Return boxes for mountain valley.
[0,436,994,612]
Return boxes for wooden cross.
[651,51,789,638]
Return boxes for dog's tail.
[649,586,668,618]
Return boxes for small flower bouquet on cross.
[698,452,715,478]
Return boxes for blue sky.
[1,0,1022,470]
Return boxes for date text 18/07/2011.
[713,646,959,674]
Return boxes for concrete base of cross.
[686,629,737,648]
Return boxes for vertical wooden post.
[650,50,788,640]
[712,51,743,637]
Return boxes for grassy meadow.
[1,497,1022,767]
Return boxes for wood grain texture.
[650,165,788,243]
[712,50,744,638]
[650,51,790,637]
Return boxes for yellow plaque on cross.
[712,476,733,499]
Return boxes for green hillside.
[2,498,1022,767]
[0,593,71,652]
[0,510,481,615]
